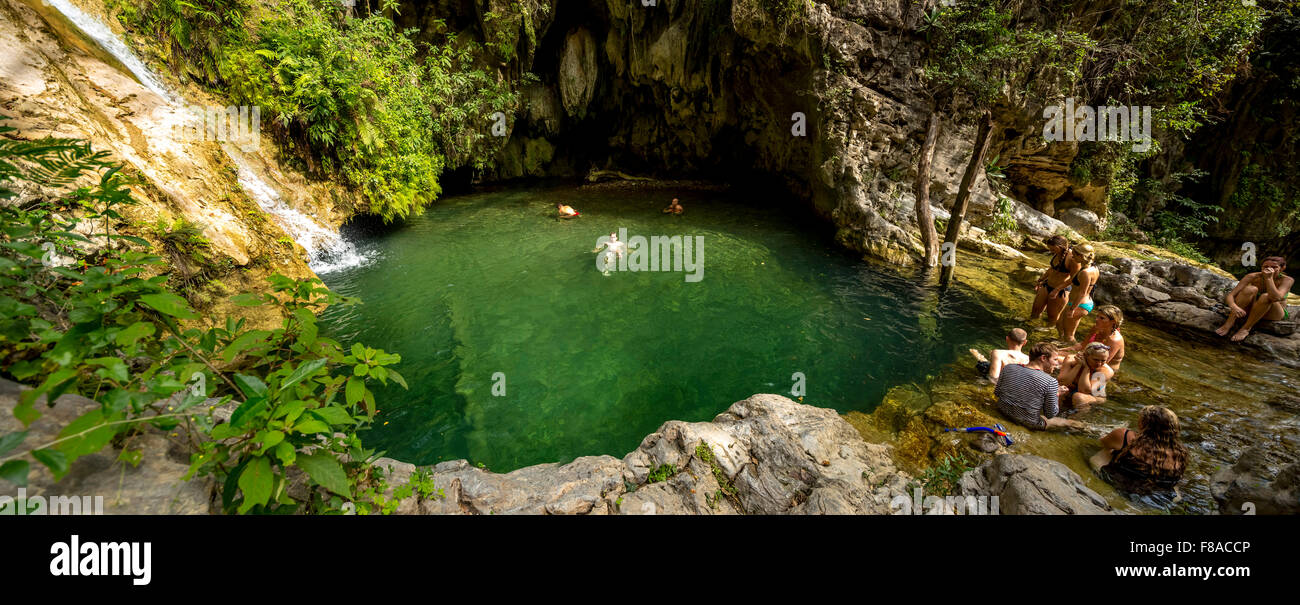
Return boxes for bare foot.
[1214,324,1232,337]
[969,348,988,363]
[1231,329,1250,342]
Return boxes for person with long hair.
[1215,256,1294,342]
[1057,243,1099,342]
[1062,304,1126,372]
[1030,235,1078,326]
[1090,406,1188,494]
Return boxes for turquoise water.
[319,186,1004,471]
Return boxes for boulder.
[1060,207,1102,237]
[957,454,1114,515]
[0,379,213,514]
[1130,285,1171,305]
[1210,447,1300,515]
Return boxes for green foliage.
[914,453,972,497]
[112,0,519,222]
[646,462,678,484]
[985,196,1018,244]
[0,125,408,513]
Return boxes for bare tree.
[939,110,995,286]
[914,111,941,270]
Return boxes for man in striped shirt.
[994,342,1076,430]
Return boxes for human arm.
[1260,269,1294,302]
[1043,378,1060,419]
[1226,274,1255,316]
[988,351,1006,384]
[1099,427,1128,450]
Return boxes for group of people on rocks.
[968,235,1293,498]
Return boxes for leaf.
[32,448,70,481]
[229,293,265,306]
[117,449,144,468]
[55,409,123,459]
[87,357,130,383]
[0,460,29,488]
[0,430,27,457]
[114,321,156,347]
[229,397,268,429]
[222,330,271,362]
[279,358,328,392]
[345,377,365,407]
[232,373,269,399]
[387,368,408,389]
[293,419,330,434]
[311,406,354,425]
[237,456,273,513]
[295,452,351,498]
[138,292,199,319]
[273,440,296,465]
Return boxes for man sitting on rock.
[969,328,1029,385]
[1215,256,1294,342]
[993,342,1081,431]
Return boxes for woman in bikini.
[1030,235,1078,326]
[1215,256,1294,342]
[1062,304,1125,372]
[1056,342,1114,411]
[1089,406,1187,496]
[1057,243,1100,343]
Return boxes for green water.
[320,186,1004,471]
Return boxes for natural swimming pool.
[319,185,1005,471]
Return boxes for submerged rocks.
[1210,447,1300,515]
[957,454,1114,515]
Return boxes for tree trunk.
[914,111,941,269]
[940,110,996,286]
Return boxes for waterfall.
[43,0,366,273]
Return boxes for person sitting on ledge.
[662,198,683,215]
[1090,405,1187,496]
[1215,256,1294,342]
[1056,342,1114,411]
[993,341,1079,430]
[556,202,580,218]
[1030,235,1079,328]
[968,328,1029,385]
[1061,304,1126,372]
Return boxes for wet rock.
[558,28,598,118]
[1211,447,1300,515]
[1130,285,1171,305]
[957,454,1115,515]
[423,394,905,514]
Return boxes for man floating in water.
[969,328,1029,385]
[556,202,580,219]
[591,231,626,276]
[662,198,683,215]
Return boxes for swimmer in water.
[1059,305,1126,373]
[968,328,1029,385]
[662,198,683,215]
[557,202,580,218]
[591,231,626,276]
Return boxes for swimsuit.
[1042,251,1072,298]
[1066,267,1097,312]
[1101,429,1183,494]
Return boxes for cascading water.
[43,0,367,273]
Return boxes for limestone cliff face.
[0,0,348,325]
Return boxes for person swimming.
[662,198,683,215]
[1056,341,1114,411]
[1030,235,1078,327]
[557,202,580,218]
[968,328,1029,385]
[1057,243,1099,342]
[591,231,626,276]
[1061,304,1125,372]
[1215,256,1294,342]
[1089,406,1187,496]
